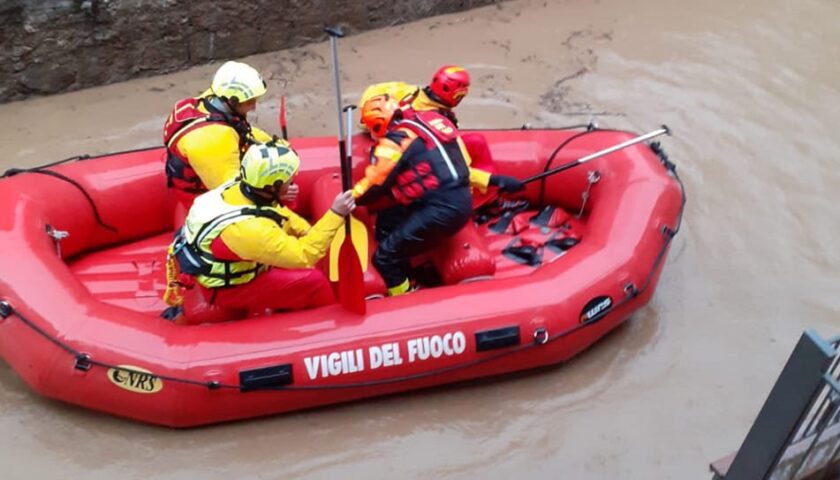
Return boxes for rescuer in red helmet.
[358,65,470,127]
[358,66,514,203]
[351,95,523,296]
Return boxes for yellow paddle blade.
[329,215,368,281]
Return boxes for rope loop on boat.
[29,170,118,233]
[1,155,91,178]
[0,146,163,235]
[533,327,549,345]
[0,301,237,391]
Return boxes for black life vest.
[383,111,470,205]
[162,97,253,194]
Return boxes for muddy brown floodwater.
[1,0,839,478]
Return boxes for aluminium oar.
[329,105,369,282]
[279,95,288,140]
[520,125,671,184]
[326,26,366,315]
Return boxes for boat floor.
[68,206,585,316]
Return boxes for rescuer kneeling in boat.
[164,143,355,313]
[358,65,498,177]
[352,95,523,296]
[162,61,291,217]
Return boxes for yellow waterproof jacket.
[217,185,344,270]
[178,182,345,289]
[410,88,451,115]
[172,97,275,191]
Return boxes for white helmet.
[210,61,267,104]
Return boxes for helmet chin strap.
[204,95,252,141]
[423,86,452,108]
[206,96,243,120]
[239,182,275,206]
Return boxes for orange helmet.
[361,94,401,138]
[429,65,470,107]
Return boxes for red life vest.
[163,97,252,194]
[384,111,470,205]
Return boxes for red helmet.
[429,65,470,107]
[361,94,401,138]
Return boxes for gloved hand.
[279,183,299,205]
[330,190,357,217]
[489,175,525,193]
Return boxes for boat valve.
[74,353,92,372]
[533,327,549,345]
[0,300,11,320]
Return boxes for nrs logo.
[579,296,613,324]
[107,365,164,394]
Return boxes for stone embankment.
[0,0,496,102]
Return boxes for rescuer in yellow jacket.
[162,61,289,214]
[165,143,356,313]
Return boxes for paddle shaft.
[279,96,288,140]
[326,28,345,143]
[326,27,366,314]
[342,105,358,235]
[521,125,671,184]
[326,27,352,231]
[344,105,357,189]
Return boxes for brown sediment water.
[1,0,838,478]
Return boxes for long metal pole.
[343,105,357,191]
[326,27,345,143]
[522,125,672,184]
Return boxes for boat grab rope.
[0,145,162,175]
[1,154,91,174]
[2,168,118,233]
[0,146,164,234]
[0,145,685,393]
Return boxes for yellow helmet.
[211,61,267,104]
[358,82,418,126]
[240,143,300,190]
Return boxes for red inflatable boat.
[0,126,684,427]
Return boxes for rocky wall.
[0,0,497,102]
